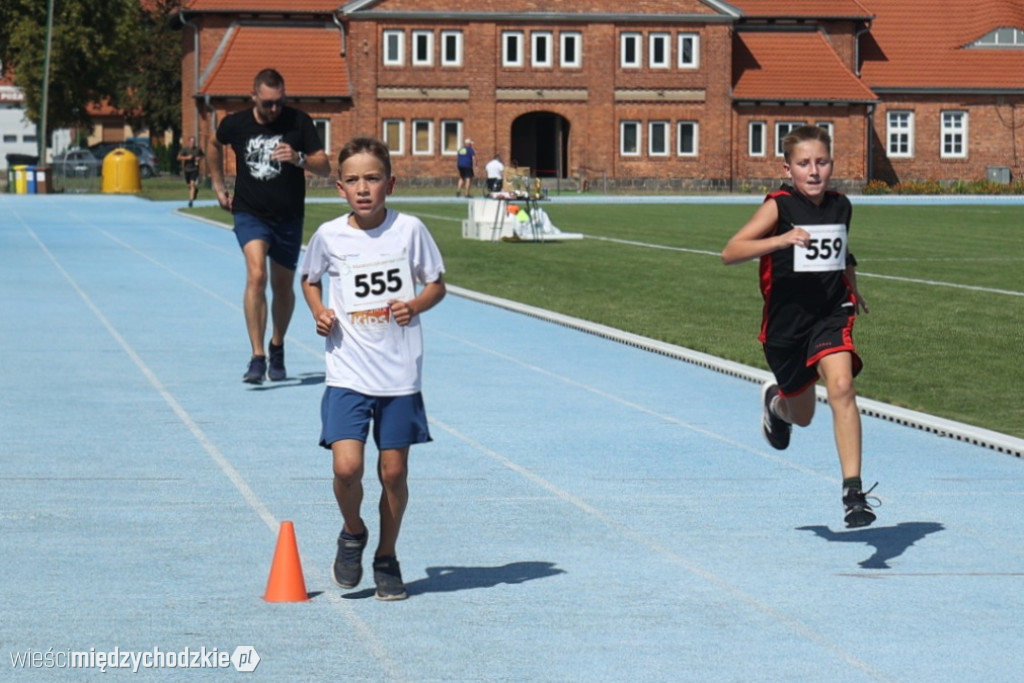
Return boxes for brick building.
[174,0,1024,190]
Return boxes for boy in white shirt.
[300,137,446,600]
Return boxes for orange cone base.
[263,521,310,602]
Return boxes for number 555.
[354,268,403,298]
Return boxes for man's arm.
[300,149,331,177]
[206,137,231,212]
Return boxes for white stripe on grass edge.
[586,235,1024,297]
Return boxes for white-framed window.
[561,31,582,68]
[441,120,462,155]
[383,29,405,66]
[502,31,524,67]
[677,121,698,156]
[649,121,670,155]
[886,111,913,157]
[313,119,330,155]
[620,120,641,156]
[441,30,463,66]
[532,31,553,68]
[972,27,1024,47]
[382,119,404,155]
[649,33,670,68]
[621,32,642,68]
[749,121,766,156]
[412,120,434,155]
[678,33,699,68]
[775,121,806,156]
[412,30,434,66]
[941,110,968,158]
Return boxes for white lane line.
[432,329,834,484]
[431,417,895,682]
[24,217,407,683]
[24,223,279,532]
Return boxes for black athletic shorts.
[763,303,862,397]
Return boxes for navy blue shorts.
[233,212,303,270]
[319,387,432,451]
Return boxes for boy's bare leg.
[332,439,367,535]
[817,352,862,480]
[375,447,410,558]
[774,385,816,428]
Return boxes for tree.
[0,0,182,141]
[120,0,183,140]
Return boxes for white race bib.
[793,224,847,272]
[338,252,414,313]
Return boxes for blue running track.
[2,194,1023,681]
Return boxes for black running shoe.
[267,342,286,381]
[760,382,791,450]
[843,484,879,528]
[243,356,266,384]
[373,555,408,601]
[332,528,367,589]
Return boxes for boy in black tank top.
[722,125,878,528]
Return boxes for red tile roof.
[200,25,350,98]
[732,31,877,103]
[183,1,342,11]
[859,0,1024,90]
[730,1,873,19]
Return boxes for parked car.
[50,148,102,178]
[88,141,160,178]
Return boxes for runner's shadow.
[340,561,565,599]
[796,522,945,569]
[249,373,325,391]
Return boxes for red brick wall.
[873,96,1024,184]
[181,7,1024,188]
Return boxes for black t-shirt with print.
[216,106,323,222]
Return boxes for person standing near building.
[456,138,475,197]
[176,136,204,208]
[208,68,331,384]
[485,153,505,194]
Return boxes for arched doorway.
[510,112,569,178]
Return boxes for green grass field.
[182,193,1024,440]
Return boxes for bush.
[862,179,891,195]
[864,177,1024,195]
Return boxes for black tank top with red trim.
[758,184,854,344]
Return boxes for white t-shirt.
[300,209,446,396]
[485,158,504,180]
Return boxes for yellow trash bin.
[101,149,141,194]
[13,165,28,194]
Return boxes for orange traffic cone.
[263,521,310,602]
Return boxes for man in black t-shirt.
[208,68,330,384]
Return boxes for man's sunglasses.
[258,98,285,109]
